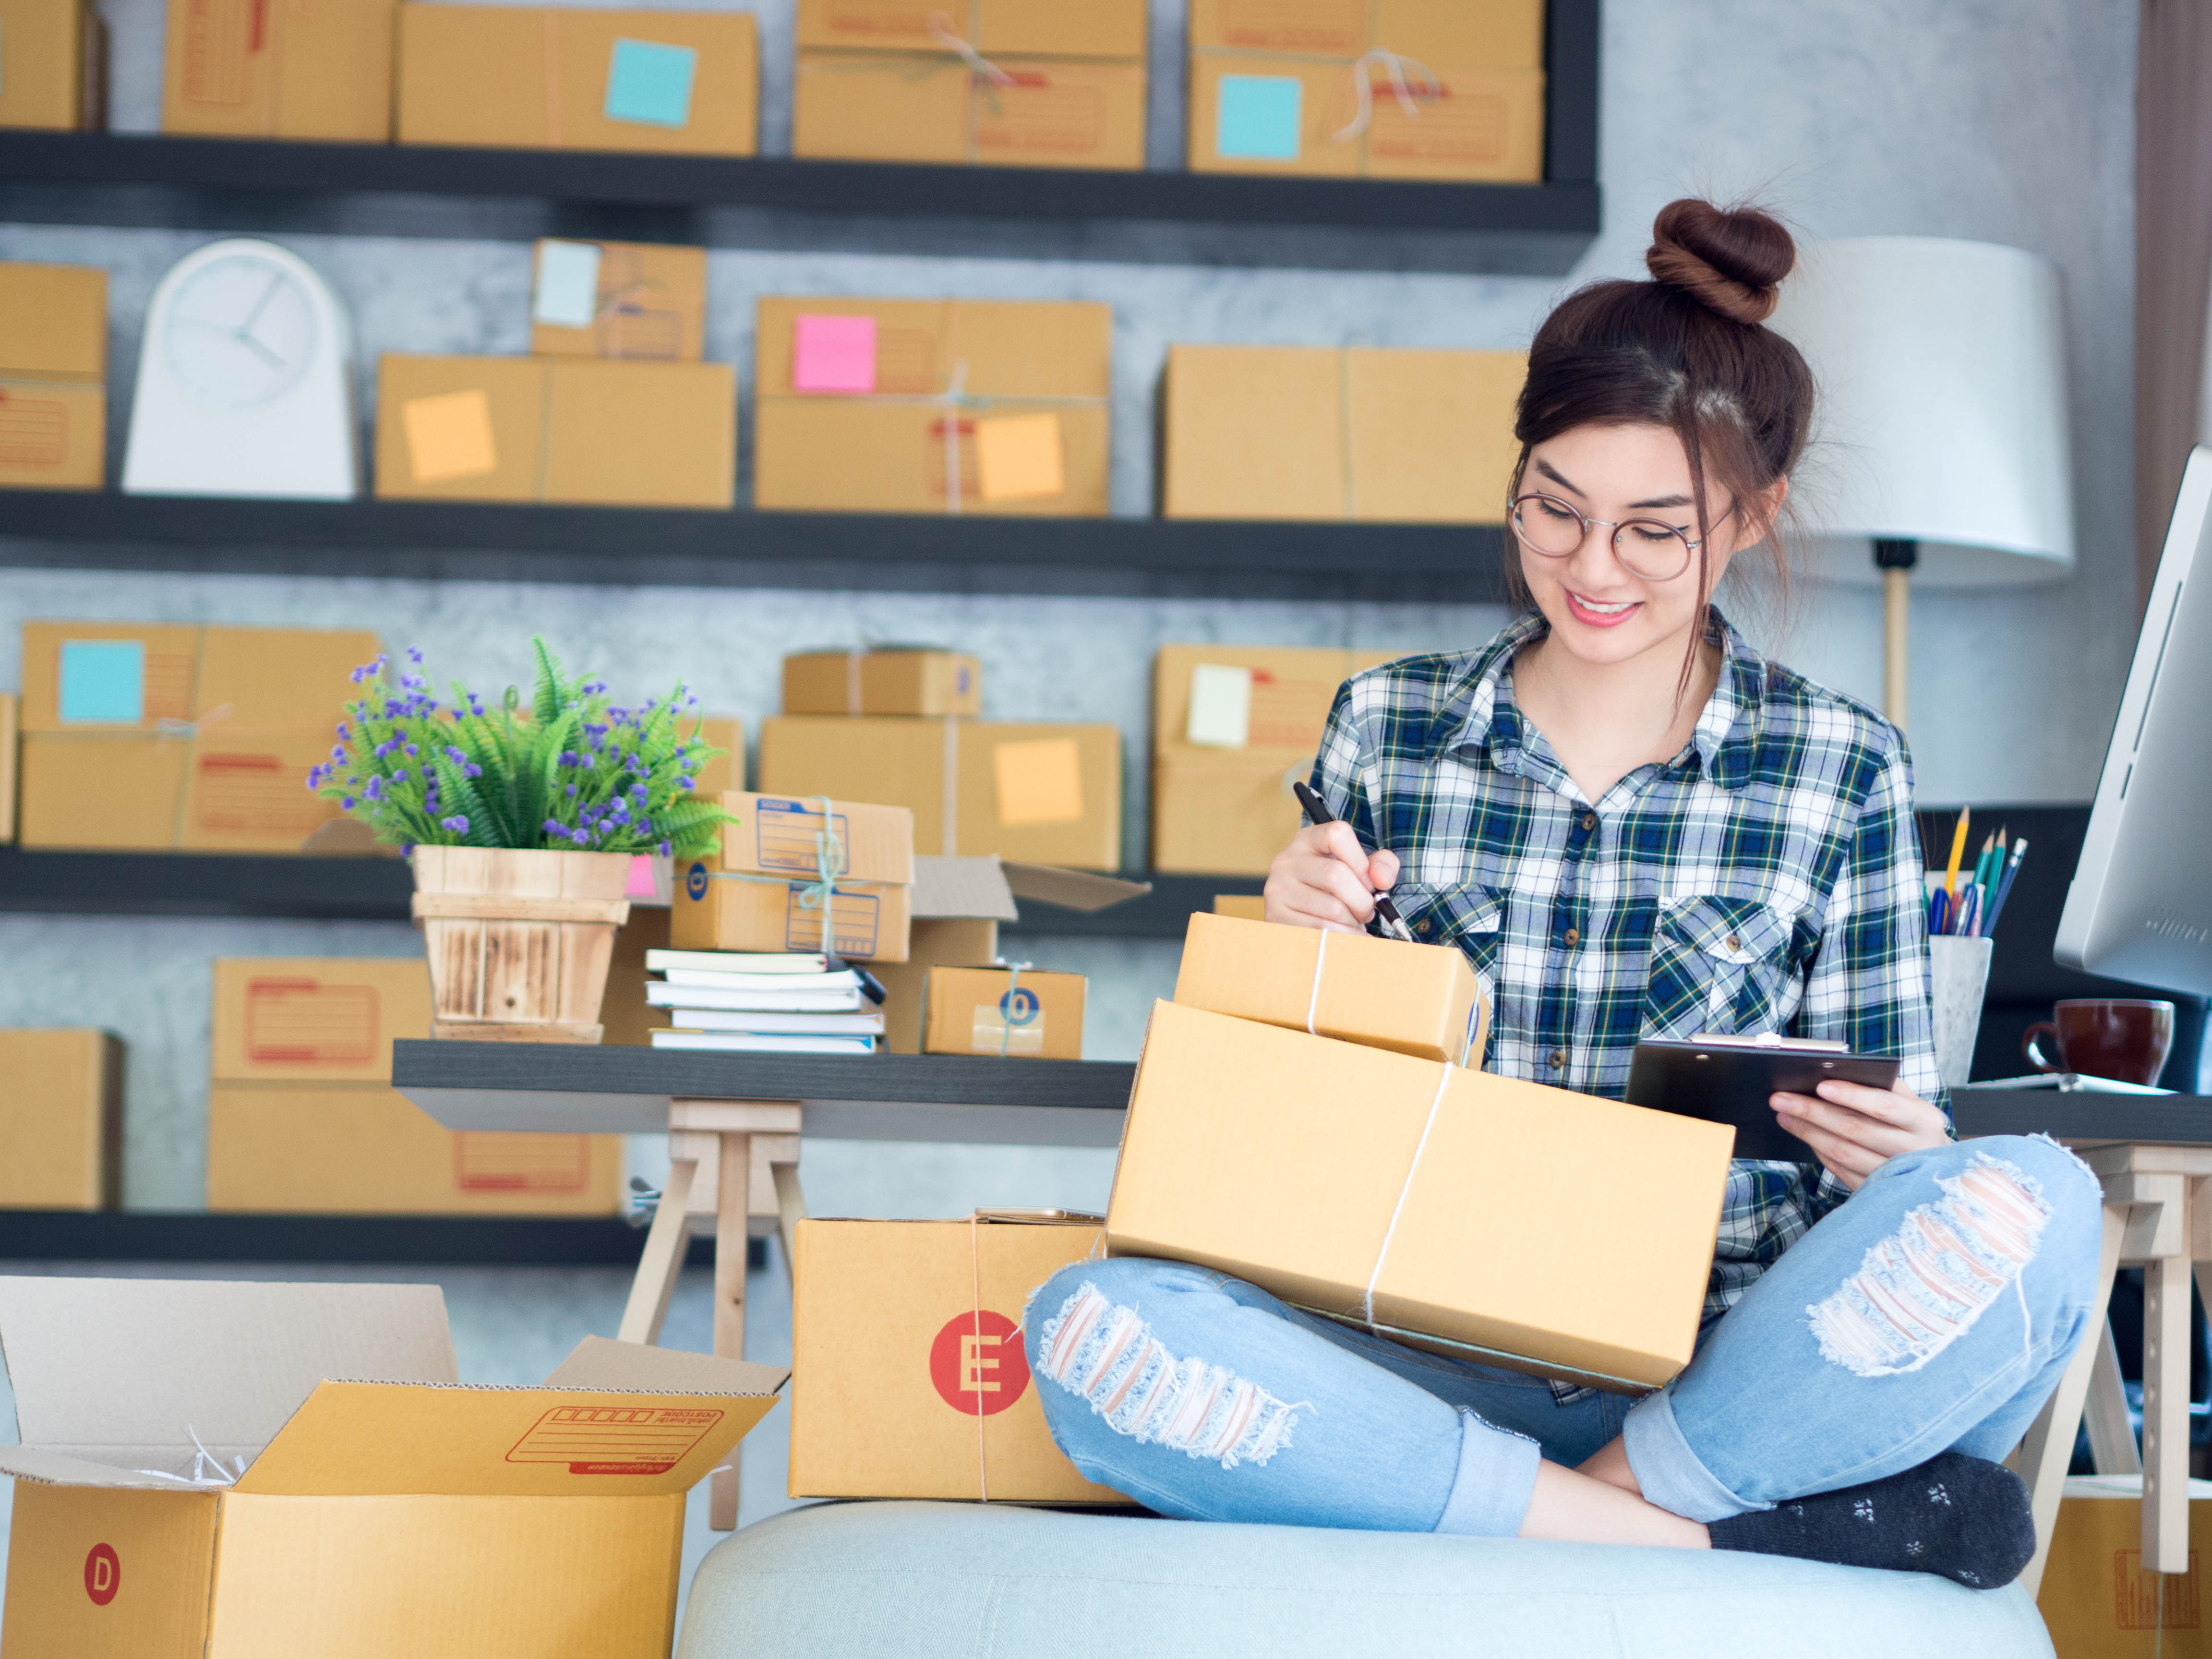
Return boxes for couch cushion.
[679,1500,2053,1659]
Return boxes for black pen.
[1291,781,1417,943]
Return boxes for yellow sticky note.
[402,390,499,483]
[993,737,1084,826]
[974,412,1065,502]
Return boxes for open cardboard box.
[0,1278,785,1659]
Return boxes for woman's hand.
[1264,823,1401,932]
[1770,1078,1951,1191]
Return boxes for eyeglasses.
[1509,492,1726,583]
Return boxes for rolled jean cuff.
[1621,1386,1763,1524]
[1433,1408,1542,1537]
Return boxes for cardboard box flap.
[912,855,1020,922]
[0,1444,232,1492]
[1002,863,1150,913]
[234,1374,781,1497]
[0,1278,456,1479]
[543,1333,788,1396]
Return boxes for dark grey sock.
[1708,1453,2035,1589]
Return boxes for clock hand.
[237,271,285,340]
[234,332,284,370]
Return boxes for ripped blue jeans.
[1024,1135,2103,1530]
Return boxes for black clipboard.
[1623,1038,1901,1161]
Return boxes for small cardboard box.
[793,51,1144,169]
[162,0,394,140]
[1161,344,1525,522]
[753,297,1111,516]
[783,648,983,717]
[673,798,917,960]
[374,354,737,506]
[0,690,18,842]
[2039,1475,2212,1655]
[1188,0,1544,65]
[0,1279,784,1659]
[0,259,108,491]
[18,621,377,851]
[397,3,758,155]
[209,958,623,1214]
[530,239,708,362]
[1107,1000,1734,1391]
[0,0,107,129]
[715,790,917,885]
[788,1214,1130,1503]
[924,965,1084,1059]
[0,1029,121,1209]
[1175,911,1484,1065]
[759,715,1122,870]
[795,0,1145,56]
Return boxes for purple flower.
[657,840,672,856]
[565,783,578,797]
[330,745,346,762]
[393,768,409,783]
[366,777,387,802]
[676,776,693,791]
[571,829,589,846]
[441,815,469,832]
[543,818,565,836]
[404,743,419,757]
[341,795,357,810]
[336,721,351,740]
[407,646,424,664]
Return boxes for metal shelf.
[0,1208,740,1267]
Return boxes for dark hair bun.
[1645,198,1796,325]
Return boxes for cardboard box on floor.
[2039,1475,2212,1655]
[530,239,708,362]
[398,3,757,154]
[207,957,624,1214]
[1162,344,1525,523]
[17,621,376,851]
[0,1278,785,1659]
[1187,0,1543,181]
[1176,912,1484,1065]
[163,0,393,139]
[0,259,107,491]
[1107,1000,1733,1391]
[925,965,1084,1058]
[373,354,736,506]
[789,1215,1131,1503]
[753,297,1111,516]
[1151,643,1396,874]
[758,715,1122,870]
[0,0,106,129]
[0,1029,120,1209]
[783,647,983,717]
[671,791,916,961]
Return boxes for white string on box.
[1333,48,1440,142]
[1361,1062,1453,1334]
[1305,929,1329,1035]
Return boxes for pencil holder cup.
[1928,936,1996,1092]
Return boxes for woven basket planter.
[410,847,632,1044]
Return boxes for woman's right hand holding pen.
[1264,822,1400,933]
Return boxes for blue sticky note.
[59,640,145,724]
[1215,75,1302,161]
[604,38,697,128]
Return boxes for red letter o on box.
[84,1543,120,1606]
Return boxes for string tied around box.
[1304,930,1329,1035]
[702,795,849,934]
[995,959,1033,1057]
[1333,48,1440,141]
[966,1210,992,1500]
[1360,1060,1453,1334]
[927,9,1016,87]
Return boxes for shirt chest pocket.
[1392,882,1502,1044]
[1641,894,1803,1040]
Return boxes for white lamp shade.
[1768,236,2074,589]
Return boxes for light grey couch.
[677,1501,2055,1658]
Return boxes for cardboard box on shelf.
[783,648,983,717]
[0,0,106,129]
[530,239,708,362]
[2038,1475,2212,1655]
[1175,911,1484,1064]
[788,1214,1130,1503]
[0,1279,784,1659]
[864,855,1017,1053]
[688,714,744,796]
[1107,1000,1733,1391]
[0,259,107,491]
[0,1029,120,1209]
[793,52,1143,169]
[924,964,1084,1059]
[753,297,1110,516]
[1161,344,1525,522]
[1187,0,1543,181]
[1213,894,1265,920]
[208,957,624,1214]
[163,0,394,140]
[795,0,1146,57]
[398,3,757,154]
[0,690,17,842]
[17,621,376,851]
[373,354,737,506]
[670,791,917,961]
[758,715,1122,870]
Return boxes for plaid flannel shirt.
[1312,608,1945,1402]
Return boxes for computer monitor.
[2055,445,2212,993]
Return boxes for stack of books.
[645,949,887,1055]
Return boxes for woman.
[1024,200,2099,1587]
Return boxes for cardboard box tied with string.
[671,791,916,961]
[529,239,707,362]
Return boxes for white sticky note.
[534,240,603,328]
[1186,664,1253,748]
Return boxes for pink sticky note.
[625,854,659,898]
[793,313,878,393]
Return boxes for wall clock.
[122,238,359,498]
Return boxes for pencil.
[1943,807,1971,900]
[1984,838,2029,934]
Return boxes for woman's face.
[1513,422,1760,669]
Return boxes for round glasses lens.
[1611,520,1695,580]
[1512,494,1588,556]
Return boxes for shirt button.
[1563,927,1580,947]
[1415,918,1432,936]
[1580,813,1597,831]
[1726,934,1742,952]
[1548,1050,1565,1070]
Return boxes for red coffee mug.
[2023,998,2176,1087]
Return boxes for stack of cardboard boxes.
[0,260,108,492]
[670,790,916,964]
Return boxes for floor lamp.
[1768,238,2075,732]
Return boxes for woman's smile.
[1562,589,1643,627]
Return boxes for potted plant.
[312,638,730,1043]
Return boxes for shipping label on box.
[1107,1000,1732,1391]
[162,0,396,140]
[924,965,1083,1058]
[0,1029,120,1209]
[789,1216,1133,1503]
[0,0,108,129]
[213,957,432,1084]
[782,648,982,717]
[796,0,1146,58]
[672,853,913,962]
[715,790,916,885]
[531,239,708,362]
[793,50,1143,170]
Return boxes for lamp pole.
[1874,537,1917,732]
